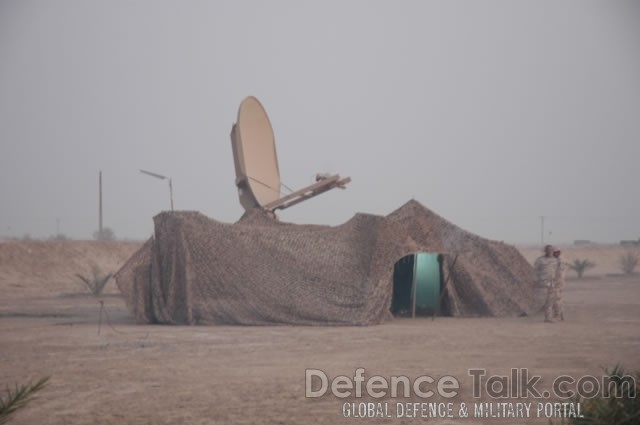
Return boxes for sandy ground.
[0,241,639,424]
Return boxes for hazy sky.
[1,1,639,244]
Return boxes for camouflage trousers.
[544,284,564,321]
[553,285,564,320]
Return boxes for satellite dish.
[231,96,281,210]
[230,96,350,213]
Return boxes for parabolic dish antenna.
[231,96,281,210]
[230,96,350,213]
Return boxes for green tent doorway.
[391,252,445,317]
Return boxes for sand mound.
[0,240,141,299]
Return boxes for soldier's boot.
[544,308,555,323]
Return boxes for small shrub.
[569,259,596,279]
[76,265,113,296]
[567,365,639,425]
[93,227,115,241]
[0,376,50,424]
[619,251,639,275]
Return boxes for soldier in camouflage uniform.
[533,245,559,322]
[553,249,566,321]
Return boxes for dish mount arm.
[230,97,351,214]
[264,174,351,212]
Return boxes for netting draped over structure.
[115,200,538,325]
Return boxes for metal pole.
[432,254,459,321]
[169,178,174,211]
[139,170,174,211]
[411,254,417,319]
[99,171,103,235]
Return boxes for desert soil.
[0,241,639,424]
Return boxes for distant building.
[573,240,592,246]
[620,240,640,247]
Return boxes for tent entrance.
[391,252,444,317]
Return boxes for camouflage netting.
[114,200,538,325]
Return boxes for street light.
[140,169,174,211]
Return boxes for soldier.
[533,245,558,322]
[553,248,566,321]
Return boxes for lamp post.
[140,169,174,211]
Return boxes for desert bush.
[563,365,639,425]
[0,376,49,424]
[569,259,596,279]
[93,227,115,241]
[76,265,113,296]
[619,251,639,275]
